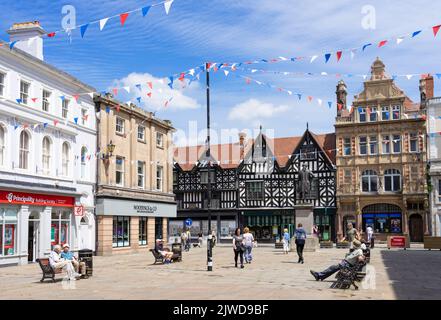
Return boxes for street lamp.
[103,140,115,160]
[206,62,213,272]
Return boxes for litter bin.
[171,243,182,261]
[78,249,93,276]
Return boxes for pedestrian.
[282,228,290,254]
[243,227,255,264]
[294,223,307,263]
[211,230,216,248]
[232,228,245,268]
[186,229,191,251]
[198,232,203,248]
[342,222,358,249]
[366,225,373,242]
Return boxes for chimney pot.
[7,21,45,60]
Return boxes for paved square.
[0,244,440,299]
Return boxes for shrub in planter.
[320,240,333,248]
[336,241,349,248]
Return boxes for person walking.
[366,225,374,248]
[243,227,254,263]
[232,228,245,268]
[282,228,290,254]
[198,232,203,248]
[342,222,358,249]
[294,223,307,263]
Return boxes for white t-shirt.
[366,226,373,234]
[243,233,254,246]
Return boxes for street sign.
[74,205,84,217]
[185,218,192,227]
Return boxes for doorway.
[409,214,424,242]
[28,211,40,262]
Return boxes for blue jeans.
[244,245,253,262]
[317,260,350,280]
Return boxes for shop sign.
[74,206,84,216]
[390,236,406,248]
[133,205,158,214]
[0,190,74,207]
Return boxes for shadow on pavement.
[380,249,441,299]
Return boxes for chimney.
[7,21,45,60]
[239,132,246,160]
[419,74,434,105]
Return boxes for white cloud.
[110,72,201,111]
[228,98,290,122]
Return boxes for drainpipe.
[94,98,101,255]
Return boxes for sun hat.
[62,243,70,248]
[352,240,361,248]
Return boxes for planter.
[320,241,334,248]
[424,237,441,250]
[336,242,349,249]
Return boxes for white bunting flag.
[255,80,262,85]
[33,123,39,129]
[278,56,288,61]
[158,88,163,93]
[224,70,229,77]
[164,0,174,15]
[123,86,130,93]
[321,72,328,76]
[350,50,356,60]
[310,55,318,63]
[99,18,109,31]
[88,92,94,99]
[406,75,413,80]
[159,79,165,84]
[317,99,323,106]
[396,37,404,45]
[189,69,195,76]
[363,75,368,80]
[287,90,292,95]
[251,69,258,73]
[64,119,68,126]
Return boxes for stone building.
[94,94,176,255]
[335,58,429,242]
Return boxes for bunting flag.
[147,92,152,98]
[136,97,141,103]
[120,13,129,26]
[378,40,388,48]
[396,37,404,45]
[16,99,22,104]
[99,18,109,31]
[164,0,174,15]
[80,24,89,38]
[324,53,331,63]
[73,95,79,102]
[112,88,118,96]
[142,6,151,17]
[433,25,441,37]
[47,32,56,38]
[9,41,18,50]
[336,51,342,62]
[116,105,120,112]
[362,43,372,51]
[105,106,110,113]
[147,82,153,89]
[74,117,79,124]
[54,120,59,126]
[328,102,332,109]
[412,30,422,38]
[31,98,38,103]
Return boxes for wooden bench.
[149,249,181,264]
[36,258,63,283]
[330,261,367,290]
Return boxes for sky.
[1,0,441,146]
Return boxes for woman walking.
[232,228,245,268]
[282,228,290,254]
[243,227,254,263]
[294,223,307,263]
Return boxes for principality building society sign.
[96,198,177,217]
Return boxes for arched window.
[19,131,30,169]
[0,126,5,166]
[62,142,70,176]
[81,146,87,179]
[384,169,401,192]
[361,170,378,192]
[42,136,51,175]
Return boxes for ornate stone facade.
[335,58,430,242]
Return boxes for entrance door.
[27,221,39,262]
[409,214,424,242]
[79,217,91,249]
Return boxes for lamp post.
[104,140,115,159]
[206,62,213,272]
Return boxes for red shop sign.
[390,236,406,248]
[0,190,75,207]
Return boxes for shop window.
[384,169,401,192]
[0,208,18,256]
[51,211,71,247]
[246,181,264,200]
[169,220,185,237]
[220,220,236,239]
[155,217,163,240]
[361,170,378,192]
[362,204,402,233]
[113,216,130,247]
[139,217,148,245]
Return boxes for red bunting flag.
[54,120,59,126]
[47,32,56,38]
[213,66,218,72]
[31,98,38,103]
[337,103,343,111]
[120,13,129,26]
[378,40,388,48]
[147,92,152,98]
[307,96,313,102]
[336,51,342,62]
[245,78,251,84]
[433,25,441,37]
[23,123,29,129]
[178,73,185,81]
[112,88,118,96]
[366,107,371,116]
[421,114,427,121]
[86,155,91,161]
[206,62,212,70]
[147,82,153,89]
[73,95,79,102]
[82,115,89,121]
[116,105,120,112]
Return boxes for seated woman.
[154,239,174,264]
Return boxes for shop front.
[361,203,403,241]
[95,197,177,256]
[313,208,336,242]
[241,210,295,243]
[0,189,80,266]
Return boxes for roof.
[174,131,336,171]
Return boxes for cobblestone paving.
[0,244,440,299]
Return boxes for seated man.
[310,240,365,281]
[49,244,78,280]
[61,244,87,278]
[154,239,174,264]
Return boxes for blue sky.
[1,0,441,146]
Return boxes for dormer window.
[381,106,390,120]
[392,105,400,120]
[300,144,317,160]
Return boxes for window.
[42,136,51,175]
[116,156,124,186]
[173,171,177,185]
[138,125,145,142]
[361,170,378,192]
[116,117,124,134]
[369,107,377,121]
[155,217,163,240]
[139,217,148,246]
[0,126,4,166]
[0,72,5,97]
[137,161,145,188]
[392,105,400,120]
[156,165,163,191]
[392,135,401,153]
[409,133,419,153]
[343,138,351,156]
[344,169,352,184]
[156,132,164,148]
[80,146,87,179]
[382,135,390,154]
[61,99,69,118]
[369,136,378,155]
[359,136,367,155]
[0,208,18,256]
[384,169,401,192]
[359,107,366,122]
[62,142,70,176]
[300,144,316,160]
[200,170,215,184]
[246,181,264,200]
[112,216,130,247]
[381,106,389,120]
[51,211,71,247]
[81,109,87,125]
[20,80,30,105]
[19,131,30,169]
[42,90,51,112]
[438,179,441,202]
